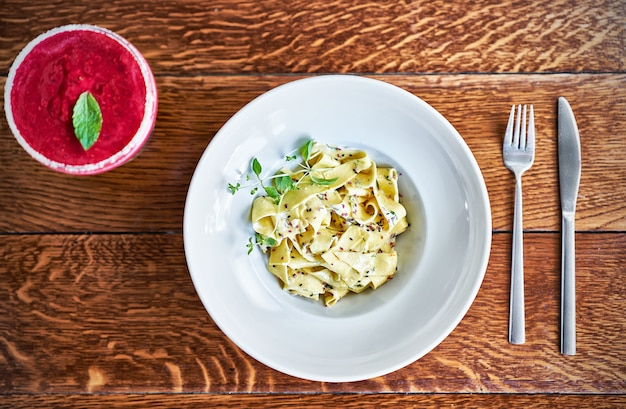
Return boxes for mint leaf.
[251,157,262,176]
[263,185,280,202]
[274,174,294,194]
[300,139,314,162]
[264,236,277,247]
[248,233,277,254]
[72,91,103,151]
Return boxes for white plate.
[184,75,491,382]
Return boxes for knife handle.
[561,212,576,355]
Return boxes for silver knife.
[558,96,581,355]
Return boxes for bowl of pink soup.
[4,24,157,175]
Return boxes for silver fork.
[503,104,535,345]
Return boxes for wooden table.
[1,1,625,407]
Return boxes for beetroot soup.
[4,25,157,174]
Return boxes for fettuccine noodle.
[251,141,408,306]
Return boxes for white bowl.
[184,75,491,382]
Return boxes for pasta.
[250,140,408,306]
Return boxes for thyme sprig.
[228,139,339,253]
[228,139,338,204]
[247,233,277,255]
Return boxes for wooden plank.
[1,0,624,74]
[2,393,626,409]
[1,233,624,393]
[1,74,625,233]
[2,0,624,405]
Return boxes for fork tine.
[504,105,515,146]
[520,105,527,150]
[527,105,535,152]
[513,104,522,148]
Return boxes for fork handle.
[509,175,525,344]
[561,212,576,355]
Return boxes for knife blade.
[558,96,581,355]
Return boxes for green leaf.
[300,139,314,162]
[251,157,262,176]
[228,183,241,194]
[72,91,103,151]
[256,233,277,247]
[274,174,294,194]
[263,185,280,201]
[310,174,338,186]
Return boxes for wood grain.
[1,74,625,233]
[2,393,626,409]
[1,0,624,75]
[1,0,625,404]
[1,233,624,393]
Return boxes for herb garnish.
[247,233,278,255]
[228,139,338,204]
[229,139,339,253]
[72,91,103,151]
